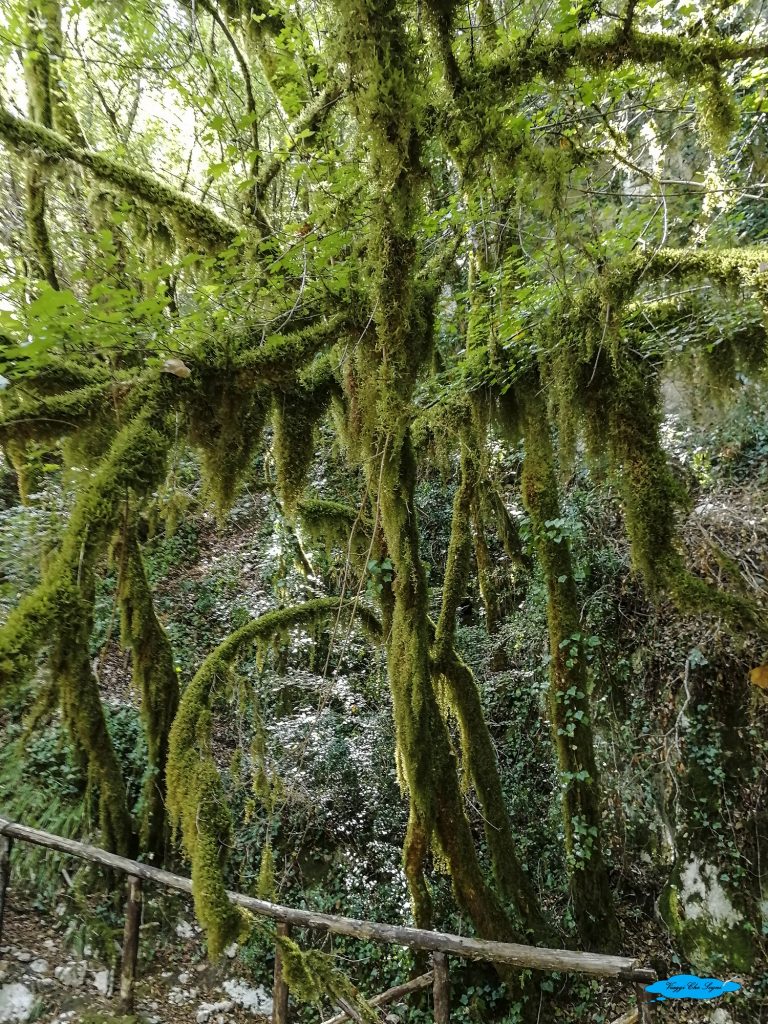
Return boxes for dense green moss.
[0,382,116,446]
[275,933,379,1022]
[0,390,173,694]
[0,106,238,250]
[52,575,134,856]
[272,366,335,513]
[297,498,370,563]
[479,28,768,96]
[115,527,179,855]
[234,314,351,386]
[0,386,177,856]
[188,372,269,516]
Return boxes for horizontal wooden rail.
[322,971,433,1024]
[0,815,654,984]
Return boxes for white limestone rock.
[175,920,195,939]
[92,968,112,996]
[54,962,86,988]
[169,985,198,1005]
[710,1011,734,1024]
[0,983,35,1023]
[222,978,273,1015]
[196,999,234,1022]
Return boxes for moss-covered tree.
[0,0,767,985]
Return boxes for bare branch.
[254,82,344,202]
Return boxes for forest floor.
[0,888,271,1024]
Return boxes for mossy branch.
[480,29,768,95]
[24,163,59,289]
[485,482,533,573]
[0,381,121,445]
[115,526,180,856]
[433,446,473,664]
[52,576,134,856]
[0,388,174,693]
[166,597,381,956]
[429,445,550,940]
[430,642,553,942]
[519,387,619,950]
[0,106,239,250]
[234,312,353,385]
[296,498,370,562]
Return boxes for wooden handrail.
[322,972,433,1024]
[0,815,656,1022]
[0,816,653,982]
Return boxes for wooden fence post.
[635,982,654,1023]
[433,952,450,1024]
[273,920,290,1024]
[118,874,142,1014]
[0,834,12,943]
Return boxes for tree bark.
[520,388,619,951]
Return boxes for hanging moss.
[485,246,768,635]
[275,933,380,1023]
[698,66,738,153]
[582,351,763,630]
[256,839,276,900]
[166,598,381,956]
[0,387,174,694]
[188,370,269,516]
[272,361,336,512]
[3,439,41,505]
[114,526,179,856]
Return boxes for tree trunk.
[377,432,515,942]
[659,653,763,972]
[520,389,619,951]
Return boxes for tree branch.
[233,310,356,385]
[478,29,768,95]
[0,107,240,250]
[254,82,344,202]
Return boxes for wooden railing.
[0,816,656,1023]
